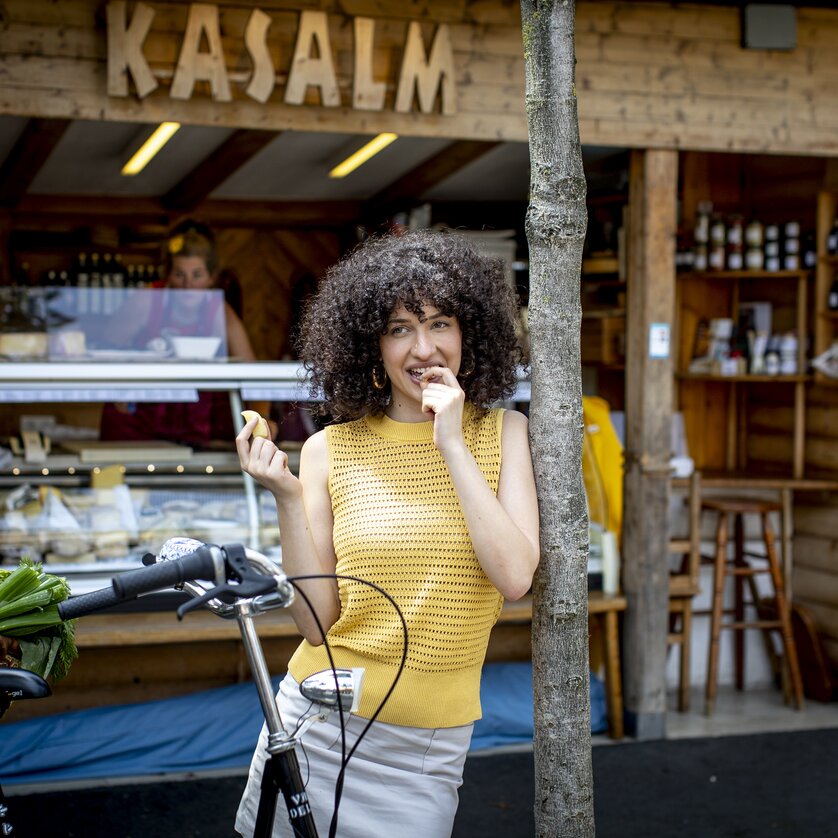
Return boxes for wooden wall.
[216,227,341,360]
[747,385,838,477]
[1,2,838,155]
[793,489,838,669]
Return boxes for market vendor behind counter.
[98,222,273,449]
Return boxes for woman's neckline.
[364,412,434,442]
[365,404,474,442]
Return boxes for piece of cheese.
[0,332,48,358]
[241,410,270,439]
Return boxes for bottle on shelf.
[828,274,838,311]
[764,224,781,272]
[692,200,712,271]
[827,216,838,255]
[76,253,90,315]
[783,221,800,270]
[802,231,817,270]
[89,253,102,315]
[726,214,744,270]
[112,254,126,289]
[13,261,32,287]
[744,218,764,270]
[75,253,89,288]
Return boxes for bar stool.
[703,497,804,715]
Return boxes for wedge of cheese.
[241,410,270,439]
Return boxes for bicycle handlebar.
[56,542,288,624]
[57,585,125,620]
[112,544,218,599]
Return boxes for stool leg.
[602,611,624,739]
[733,513,746,691]
[763,513,804,710]
[706,512,728,716]
[678,603,692,712]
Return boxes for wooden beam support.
[368,140,502,213]
[11,195,362,231]
[163,129,280,211]
[622,148,678,740]
[0,119,70,208]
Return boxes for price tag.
[649,323,670,359]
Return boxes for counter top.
[0,361,532,402]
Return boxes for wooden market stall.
[1,1,837,735]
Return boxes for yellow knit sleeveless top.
[287,403,505,728]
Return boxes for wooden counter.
[12,592,629,739]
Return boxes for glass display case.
[0,347,308,592]
[0,286,227,361]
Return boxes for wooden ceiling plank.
[0,118,70,207]
[369,139,501,209]
[162,129,280,211]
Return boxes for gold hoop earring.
[459,354,475,378]
[372,365,389,390]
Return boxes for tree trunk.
[521,1,592,835]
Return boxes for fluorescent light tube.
[329,133,398,178]
[121,122,181,176]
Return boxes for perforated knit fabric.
[288,403,505,728]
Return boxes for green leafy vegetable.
[0,558,77,682]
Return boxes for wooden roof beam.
[163,129,280,211]
[367,140,502,214]
[12,195,361,230]
[0,119,70,208]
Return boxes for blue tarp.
[0,663,606,786]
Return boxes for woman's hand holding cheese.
[236,413,301,500]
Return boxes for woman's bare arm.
[236,422,340,642]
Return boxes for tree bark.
[521,1,592,835]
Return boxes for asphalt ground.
[5,728,838,837]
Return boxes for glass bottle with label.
[783,221,800,270]
[726,215,744,270]
[827,216,838,255]
[829,274,838,311]
[745,219,764,269]
[764,225,781,272]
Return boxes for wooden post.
[623,148,678,739]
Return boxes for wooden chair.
[667,470,702,712]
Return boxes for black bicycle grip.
[112,546,218,600]
[57,586,127,620]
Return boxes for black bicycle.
[0,540,405,838]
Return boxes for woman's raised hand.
[419,366,466,452]
[236,416,301,498]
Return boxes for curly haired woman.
[235,229,539,838]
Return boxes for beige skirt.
[235,673,473,838]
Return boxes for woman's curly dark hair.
[298,229,522,420]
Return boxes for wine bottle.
[828,275,838,311]
[827,216,838,254]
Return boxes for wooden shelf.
[677,269,809,282]
[677,372,812,383]
[676,262,811,479]
[671,469,838,491]
[582,256,619,274]
[581,278,626,287]
[582,307,625,319]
